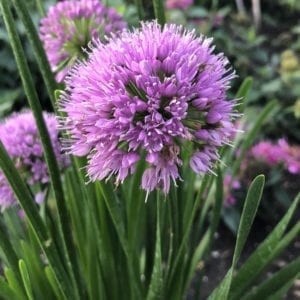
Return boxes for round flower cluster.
[39,0,126,82]
[60,21,237,194]
[166,0,193,10]
[0,111,68,208]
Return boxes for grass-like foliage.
[0,0,298,299]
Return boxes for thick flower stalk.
[166,0,193,10]
[39,0,126,82]
[60,21,238,194]
[0,111,68,208]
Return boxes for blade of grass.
[184,167,224,291]
[235,76,253,113]
[19,260,34,300]
[0,141,70,298]
[45,266,66,300]
[0,222,22,285]
[229,193,300,299]
[12,0,57,108]
[152,0,165,26]
[20,240,55,300]
[5,268,26,300]
[97,181,142,299]
[134,0,145,20]
[35,0,45,17]
[208,175,265,300]
[0,1,81,297]
[0,276,20,300]
[243,257,300,300]
[146,192,163,300]
[166,174,210,290]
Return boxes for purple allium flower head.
[39,0,126,82]
[60,21,238,195]
[0,111,68,209]
[166,0,193,10]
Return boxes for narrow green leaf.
[166,174,210,290]
[12,0,57,108]
[0,142,69,298]
[5,268,26,300]
[19,260,34,300]
[35,0,45,17]
[0,1,81,297]
[146,193,163,300]
[185,167,224,290]
[235,76,253,113]
[20,240,55,300]
[209,175,265,300]
[229,193,300,299]
[45,266,66,300]
[152,0,166,26]
[0,221,22,284]
[243,257,300,300]
[0,276,19,300]
[97,181,142,299]
[233,175,265,265]
[134,0,145,20]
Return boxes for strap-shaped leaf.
[209,175,265,300]
[152,0,166,26]
[146,193,163,300]
[19,260,34,300]
[243,257,300,300]
[235,76,253,113]
[12,0,57,107]
[0,276,19,300]
[229,193,300,299]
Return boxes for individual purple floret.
[39,0,126,82]
[60,21,238,195]
[0,111,68,209]
[166,0,193,10]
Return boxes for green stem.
[134,0,145,20]
[152,0,166,26]
[0,141,69,298]
[0,1,80,298]
[0,222,22,286]
[12,0,57,109]
[35,0,45,17]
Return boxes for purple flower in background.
[0,111,68,209]
[278,139,300,174]
[39,0,126,82]
[223,174,241,206]
[60,21,237,194]
[250,139,300,175]
[166,0,193,10]
[250,141,285,166]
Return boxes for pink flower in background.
[0,111,68,209]
[60,21,238,194]
[166,0,193,10]
[39,0,126,82]
[223,174,241,206]
[250,141,285,166]
[278,139,300,174]
[250,139,300,175]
